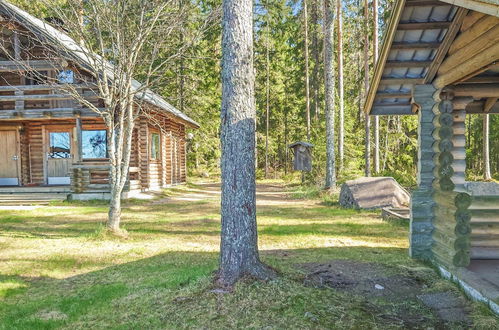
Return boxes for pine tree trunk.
[337,1,344,172]
[484,113,492,180]
[265,7,270,179]
[303,0,311,141]
[324,0,336,189]
[364,0,371,177]
[373,0,380,174]
[218,0,275,287]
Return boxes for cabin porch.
[408,84,499,314]
[0,117,187,200]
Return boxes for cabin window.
[82,130,107,159]
[25,70,48,85]
[58,70,74,84]
[49,132,71,159]
[151,133,160,160]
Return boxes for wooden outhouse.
[288,141,314,171]
[0,1,199,199]
[365,0,499,313]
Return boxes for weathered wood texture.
[410,85,436,260]
[468,192,499,260]
[431,95,472,268]
[434,11,499,88]
[0,23,190,193]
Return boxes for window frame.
[150,132,161,161]
[81,129,108,160]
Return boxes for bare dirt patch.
[35,310,68,321]
[300,260,472,328]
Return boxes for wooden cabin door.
[46,130,73,185]
[0,130,20,186]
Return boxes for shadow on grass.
[0,212,407,240]
[0,246,428,329]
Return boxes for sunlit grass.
[0,180,497,329]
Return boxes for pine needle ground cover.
[0,181,497,329]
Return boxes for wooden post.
[75,117,83,162]
[409,85,437,260]
[13,31,25,112]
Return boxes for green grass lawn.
[0,181,497,329]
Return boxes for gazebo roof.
[288,141,314,148]
[364,0,499,116]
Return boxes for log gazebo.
[365,0,499,314]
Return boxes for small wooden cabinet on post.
[288,141,313,182]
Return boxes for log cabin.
[365,0,499,314]
[0,1,199,200]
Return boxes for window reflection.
[49,132,71,159]
[151,133,160,160]
[82,130,107,159]
[58,70,74,84]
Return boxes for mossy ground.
[0,180,497,329]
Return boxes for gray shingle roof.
[0,0,199,128]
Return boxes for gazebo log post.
[409,84,438,260]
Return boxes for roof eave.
[364,0,407,115]
[438,0,499,17]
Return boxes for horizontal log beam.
[385,60,432,68]
[380,77,425,85]
[405,1,450,6]
[398,21,452,30]
[371,104,414,115]
[0,60,64,72]
[471,247,499,260]
[0,108,102,120]
[434,42,499,88]
[0,94,98,101]
[459,76,499,84]
[452,84,499,98]
[439,25,499,75]
[71,164,110,170]
[375,92,412,99]
[438,0,499,19]
[391,42,441,49]
[449,16,499,55]
[0,84,94,92]
[461,12,486,32]
[466,101,499,114]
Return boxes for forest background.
[12,0,499,188]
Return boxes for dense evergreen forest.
[14,0,499,188]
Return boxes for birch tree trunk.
[364,0,371,177]
[484,113,492,180]
[337,1,344,172]
[324,0,336,189]
[312,0,321,121]
[303,0,311,141]
[219,0,275,286]
[373,0,380,174]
